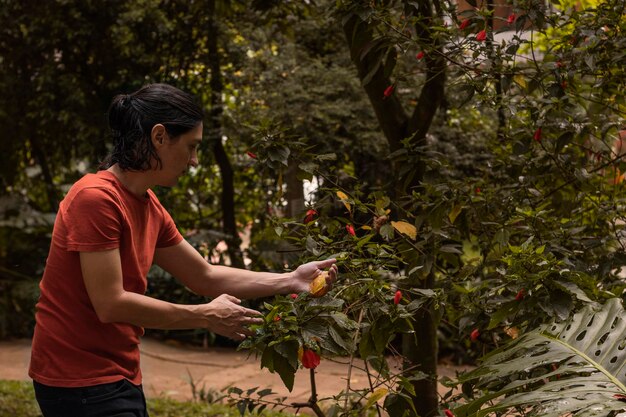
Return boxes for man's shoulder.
[62,171,121,206]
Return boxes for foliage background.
[1,0,625,415]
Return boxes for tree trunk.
[342,14,409,154]
[206,0,244,268]
[29,134,59,212]
[286,160,305,219]
[402,272,439,417]
[342,2,446,416]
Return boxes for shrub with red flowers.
[217,0,624,416]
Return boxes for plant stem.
[345,308,365,411]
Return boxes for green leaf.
[555,280,592,303]
[306,236,319,255]
[257,388,273,397]
[453,299,626,417]
[237,399,248,416]
[331,312,358,330]
[261,346,274,372]
[487,302,516,330]
[314,153,337,161]
[379,223,394,240]
[267,146,290,166]
[274,339,300,370]
[272,349,296,392]
[329,325,351,353]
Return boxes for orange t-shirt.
[29,170,183,387]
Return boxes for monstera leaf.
[454,298,626,417]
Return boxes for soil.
[0,337,470,412]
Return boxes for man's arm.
[80,248,262,340]
[153,239,337,298]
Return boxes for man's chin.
[156,180,177,188]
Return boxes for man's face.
[156,122,203,187]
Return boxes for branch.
[342,12,409,153]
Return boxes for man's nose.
[189,155,199,167]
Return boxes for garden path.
[0,337,470,412]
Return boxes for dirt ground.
[0,337,470,411]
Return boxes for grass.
[0,380,297,417]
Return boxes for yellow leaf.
[361,225,372,230]
[336,191,351,212]
[504,326,519,339]
[364,388,388,410]
[391,221,417,240]
[448,204,463,224]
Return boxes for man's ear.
[151,124,167,148]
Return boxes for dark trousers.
[33,379,149,417]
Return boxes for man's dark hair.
[100,83,204,171]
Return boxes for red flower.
[507,13,516,24]
[383,85,395,99]
[346,224,356,236]
[394,290,402,305]
[470,328,480,342]
[556,61,564,68]
[476,29,487,42]
[246,151,257,159]
[301,349,321,369]
[274,315,281,322]
[444,409,455,417]
[459,19,470,30]
[475,187,481,194]
[533,128,542,142]
[515,289,525,301]
[416,51,425,60]
[290,293,298,299]
[561,81,567,90]
[304,209,318,224]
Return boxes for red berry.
[515,289,525,301]
[416,51,425,60]
[476,29,487,42]
[533,128,542,141]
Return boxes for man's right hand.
[202,294,263,341]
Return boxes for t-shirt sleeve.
[63,187,122,252]
[156,205,183,248]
